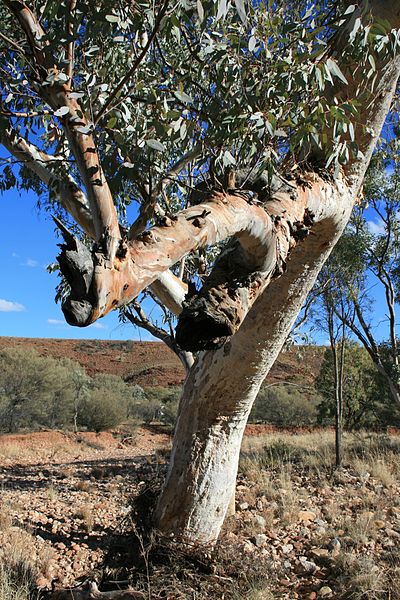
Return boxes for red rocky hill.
[0,337,325,388]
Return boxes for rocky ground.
[1,428,400,599]
[0,428,170,588]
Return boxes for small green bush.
[249,384,319,426]
[79,388,127,431]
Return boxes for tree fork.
[155,193,354,542]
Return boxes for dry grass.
[74,480,95,493]
[0,443,20,461]
[45,484,58,502]
[0,527,53,600]
[234,584,275,600]
[238,430,400,599]
[335,552,387,600]
[241,430,400,481]
[76,503,95,532]
[0,505,12,531]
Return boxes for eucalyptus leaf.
[146,139,165,152]
[54,106,70,117]
[105,14,119,23]
[197,0,204,23]
[326,58,348,85]
[174,90,194,104]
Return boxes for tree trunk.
[155,202,353,544]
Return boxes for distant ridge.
[0,337,325,388]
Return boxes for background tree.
[305,139,400,408]
[316,341,389,430]
[0,347,75,431]
[1,1,400,545]
[309,264,353,466]
[250,383,320,427]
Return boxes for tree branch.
[59,173,355,353]
[124,301,194,371]
[0,30,27,56]
[51,581,145,600]
[0,122,188,319]
[66,0,77,83]
[0,124,95,237]
[128,144,203,240]
[3,0,121,255]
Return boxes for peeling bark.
[60,190,275,328]
[155,191,354,543]
[60,175,351,354]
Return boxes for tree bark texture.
[155,189,354,543]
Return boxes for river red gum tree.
[1,0,400,544]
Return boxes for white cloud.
[21,258,39,268]
[26,258,39,267]
[89,322,106,329]
[367,219,386,236]
[47,318,64,325]
[0,299,25,312]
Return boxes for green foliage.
[0,347,181,432]
[249,384,320,427]
[159,388,180,427]
[1,0,398,216]
[79,391,125,431]
[130,387,164,424]
[129,386,180,427]
[0,347,75,432]
[315,342,399,429]
[0,348,133,432]
[78,373,136,431]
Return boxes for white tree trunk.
[155,197,353,543]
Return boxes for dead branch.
[50,582,146,600]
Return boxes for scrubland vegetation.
[1,343,398,435]
[0,347,180,433]
[0,340,398,599]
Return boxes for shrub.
[249,384,319,426]
[79,388,127,431]
[0,347,76,432]
[316,342,399,430]
[128,386,181,426]
[160,388,181,427]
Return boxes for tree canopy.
[2,1,399,223]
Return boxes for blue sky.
[0,188,152,340]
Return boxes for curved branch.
[0,125,186,319]
[124,301,194,372]
[60,174,354,352]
